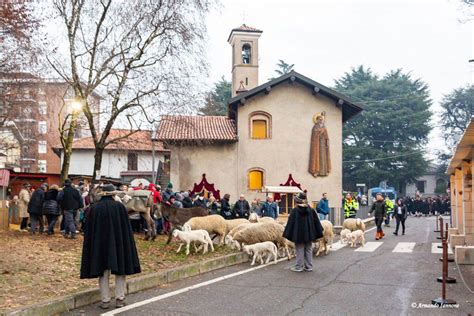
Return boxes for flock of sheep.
[171,214,367,266]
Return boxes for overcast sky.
[205,0,473,157]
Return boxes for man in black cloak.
[80,184,141,309]
[283,192,323,272]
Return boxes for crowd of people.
[13,179,86,238]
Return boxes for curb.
[1,252,249,316]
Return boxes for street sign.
[356,183,366,187]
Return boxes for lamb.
[316,220,334,256]
[347,229,365,248]
[342,218,366,232]
[242,241,278,265]
[340,228,351,244]
[183,214,227,245]
[232,222,291,260]
[172,229,214,255]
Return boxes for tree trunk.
[91,146,104,184]
[60,111,79,183]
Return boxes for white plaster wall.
[405,174,439,196]
[62,150,164,179]
[169,143,238,198]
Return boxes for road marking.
[101,257,288,316]
[330,240,347,251]
[392,242,416,253]
[354,241,383,252]
[431,243,453,254]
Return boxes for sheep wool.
[183,214,227,244]
[342,218,366,232]
[233,222,291,259]
[316,220,334,256]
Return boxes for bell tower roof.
[227,24,263,43]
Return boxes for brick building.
[0,72,100,173]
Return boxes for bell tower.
[228,24,263,97]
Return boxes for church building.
[156,25,363,214]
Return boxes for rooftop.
[54,129,168,152]
[156,115,238,145]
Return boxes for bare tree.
[45,0,212,182]
[0,1,39,72]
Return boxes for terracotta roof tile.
[55,129,167,152]
[156,115,238,144]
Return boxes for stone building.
[0,72,100,173]
[156,25,363,214]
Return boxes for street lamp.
[71,99,83,112]
[151,129,158,184]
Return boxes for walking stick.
[437,223,456,284]
[432,224,457,307]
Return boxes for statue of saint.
[309,112,331,177]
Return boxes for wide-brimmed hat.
[98,184,118,196]
[294,192,307,204]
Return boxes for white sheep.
[342,218,366,232]
[172,229,214,255]
[248,213,258,223]
[242,241,278,265]
[225,223,254,250]
[340,228,351,244]
[232,222,291,260]
[225,218,250,235]
[316,220,334,256]
[348,229,365,248]
[183,214,227,245]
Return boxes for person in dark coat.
[193,193,207,208]
[80,184,141,309]
[283,192,323,272]
[182,192,193,208]
[368,193,387,240]
[220,194,234,219]
[393,198,407,236]
[207,196,220,215]
[42,184,61,235]
[28,183,47,234]
[233,194,250,219]
[57,179,84,239]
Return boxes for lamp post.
[151,129,158,184]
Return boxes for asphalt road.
[65,216,473,316]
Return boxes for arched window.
[248,169,264,190]
[242,44,251,64]
[249,111,271,139]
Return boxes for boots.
[380,231,384,239]
[375,231,380,240]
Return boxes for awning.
[0,169,10,187]
[263,186,303,194]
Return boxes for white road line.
[354,241,383,252]
[330,240,347,251]
[101,258,288,316]
[392,242,416,253]
[431,243,453,254]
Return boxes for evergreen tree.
[268,59,294,81]
[335,66,432,192]
[439,85,473,147]
[200,76,231,116]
